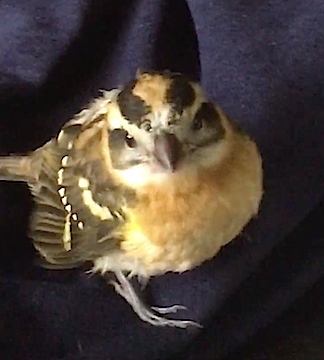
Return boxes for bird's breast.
[118,138,262,276]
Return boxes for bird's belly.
[115,168,261,276]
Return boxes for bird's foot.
[110,271,202,328]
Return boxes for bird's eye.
[125,133,137,148]
[192,116,203,130]
[140,119,152,131]
[193,102,219,131]
[168,113,181,126]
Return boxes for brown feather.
[120,132,262,275]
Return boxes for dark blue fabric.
[0,1,323,359]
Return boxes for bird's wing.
[29,103,125,269]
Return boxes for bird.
[0,70,263,327]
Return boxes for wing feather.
[28,122,124,269]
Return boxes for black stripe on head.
[117,80,149,125]
[166,74,195,114]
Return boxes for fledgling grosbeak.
[0,71,263,327]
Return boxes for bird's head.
[107,71,233,188]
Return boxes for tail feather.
[0,156,35,182]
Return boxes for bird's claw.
[110,272,202,328]
[151,305,187,314]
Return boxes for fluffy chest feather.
[117,137,262,276]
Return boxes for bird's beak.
[153,132,182,172]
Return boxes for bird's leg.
[110,270,201,328]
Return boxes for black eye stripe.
[117,82,149,125]
[193,102,220,127]
[109,129,127,147]
[166,75,195,114]
[109,129,137,149]
[193,116,203,130]
[192,102,226,141]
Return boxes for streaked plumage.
[0,71,263,327]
